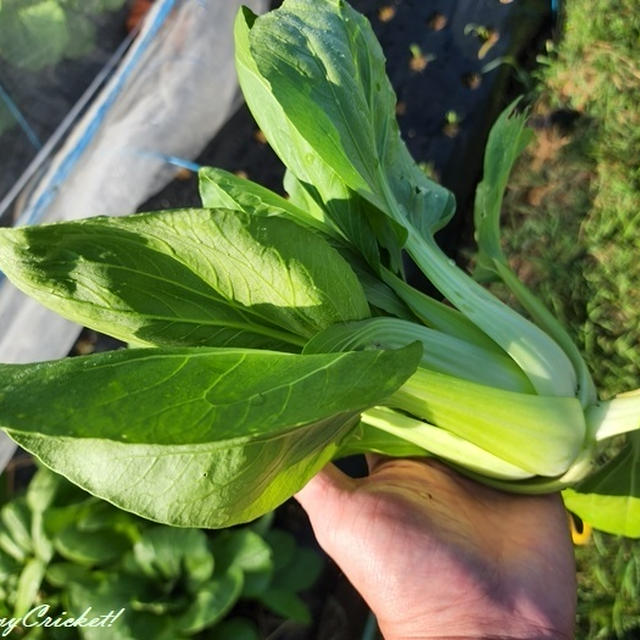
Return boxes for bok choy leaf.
[0,209,369,349]
[0,344,421,527]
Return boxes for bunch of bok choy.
[0,0,637,537]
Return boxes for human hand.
[295,458,576,640]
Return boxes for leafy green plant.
[0,0,127,72]
[0,466,322,639]
[0,0,638,538]
[575,530,640,639]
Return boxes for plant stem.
[404,227,577,398]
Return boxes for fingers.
[294,463,356,551]
[294,462,354,513]
[364,452,385,472]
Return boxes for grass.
[495,0,640,399]
[547,0,640,399]
[575,531,640,639]
[486,1,640,637]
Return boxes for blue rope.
[136,150,202,173]
[16,0,179,228]
[0,82,42,149]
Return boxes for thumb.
[294,463,355,550]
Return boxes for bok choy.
[0,0,638,537]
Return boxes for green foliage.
[0,0,126,71]
[0,345,417,527]
[0,466,323,638]
[564,433,640,539]
[576,530,640,639]
[546,0,640,400]
[0,209,369,348]
[0,0,69,71]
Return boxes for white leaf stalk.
[588,391,640,441]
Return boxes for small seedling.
[378,6,395,23]
[464,23,501,59]
[443,110,462,136]
[427,12,447,31]
[462,72,482,90]
[409,44,435,72]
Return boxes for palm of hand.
[296,459,576,640]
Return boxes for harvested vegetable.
[0,0,638,536]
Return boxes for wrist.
[385,633,570,640]
[378,612,573,640]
